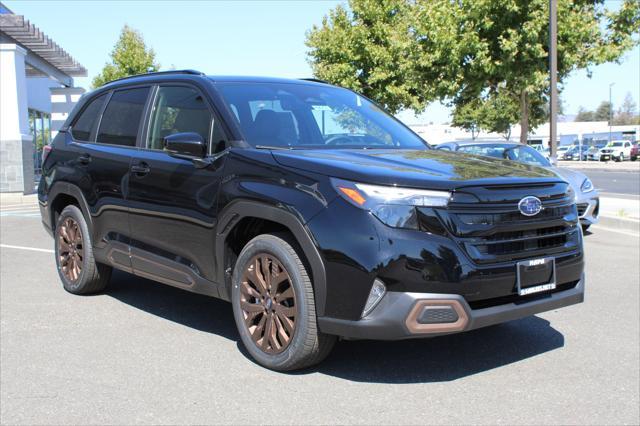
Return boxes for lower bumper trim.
[318,274,584,340]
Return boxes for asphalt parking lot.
[1,201,639,425]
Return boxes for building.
[1,3,86,193]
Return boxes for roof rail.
[105,69,205,85]
[300,78,330,84]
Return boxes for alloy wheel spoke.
[260,256,271,289]
[274,286,293,302]
[261,313,274,351]
[250,313,267,340]
[274,304,296,318]
[250,258,268,295]
[275,309,295,334]
[241,300,265,313]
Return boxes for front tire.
[54,205,112,294]
[231,233,336,371]
[617,153,624,162]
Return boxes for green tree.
[306,0,640,142]
[594,101,613,122]
[575,106,595,121]
[92,25,159,88]
[451,91,520,139]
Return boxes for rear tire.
[54,205,111,294]
[231,233,336,371]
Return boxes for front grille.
[577,203,588,217]
[439,183,580,264]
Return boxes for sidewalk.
[596,196,640,235]
[0,192,38,206]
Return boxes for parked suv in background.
[39,71,585,371]
[598,140,633,162]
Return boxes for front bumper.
[577,196,599,226]
[318,274,584,340]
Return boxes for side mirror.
[164,132,206,158]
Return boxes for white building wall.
[0,43,34,193]
[26,76,61,113]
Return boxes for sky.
[4,0,639,124]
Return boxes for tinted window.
[506,146,550,166]
[71,94,107,141]
[97,87,150,146]
[147,86,213,150]
[216,83,427,149]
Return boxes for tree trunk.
[519,90,528,145]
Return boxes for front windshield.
[215,82,428,149]
[610,142,624,147]
[457,144,550,167]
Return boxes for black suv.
[39,70,584,371]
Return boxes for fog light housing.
[361,279,386,318]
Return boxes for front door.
[127,84,228,291]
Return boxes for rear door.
[127,84,229,289]
[67,86,151,269]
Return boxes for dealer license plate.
[516,257,556,296]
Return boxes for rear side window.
[71,94,107,141]
[97,87,150,146]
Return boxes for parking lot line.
[0,244,54,254]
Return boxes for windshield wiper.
[254,145,293,150]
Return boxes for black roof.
[99,70,331,89]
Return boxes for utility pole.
[609,83,615,143]
[549,0,558,165]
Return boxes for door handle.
[131,162,150,175]
[78,154,91,165]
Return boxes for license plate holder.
[516,257,556,296]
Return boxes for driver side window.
[147,86,214,151]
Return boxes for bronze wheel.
[57,216,83,283]
[240,254,296,354]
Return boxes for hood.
[271,149,562,190]
[548,166,588,193]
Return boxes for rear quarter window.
[71,94,107,141]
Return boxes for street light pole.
[609,83,615,143]
[549,0,558,165]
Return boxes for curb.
[593,215,640,235]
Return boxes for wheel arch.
[216,200,327,316]
[47,182,93,233]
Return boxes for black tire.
[231,233,336,371]
[581,224,591,232]
[54,205,112,294]
[617,153,624,162]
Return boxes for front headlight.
[581,178,594,193]
[331,178,451,229]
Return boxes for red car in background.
[631,142,638,161]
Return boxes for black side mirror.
[164,132,206,158]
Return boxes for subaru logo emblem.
[518,196,543,216]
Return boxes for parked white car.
[598,140,633,162]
